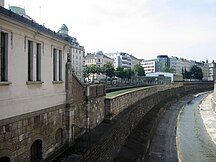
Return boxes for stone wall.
[0,104,66,162]
[75,82,213,162]
[105,84,182,117]
[84,88,182,162]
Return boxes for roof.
[0,6,68,44]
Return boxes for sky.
[5,0,216,62]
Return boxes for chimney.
[0,0,4,7]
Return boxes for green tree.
[162,67,175,73]
[134,64,145,76]
[102,63,115,78]
[85,64,101,83]
[191,65,203,80]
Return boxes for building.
[141,59,157,74]
[84,51,113,81]
[0,5,72,161]
[105,52,139,69]
[156,55,169,72]
[208,61,216,81]
[130,54,141,69]
[146,72,183,82]
[58,24,85,82]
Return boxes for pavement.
[199,93,216,145]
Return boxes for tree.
[85,64,101,83]
[83,66,90,82]
[102,62,115,79]
[134,64,145,76]
[125,68,135,81]
[191,65,203,80]
[162,67,175,73]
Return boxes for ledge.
[52,81,64,84]
[0,81,12,86]
[26,81,44,85]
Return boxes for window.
[27,40,42,82]
[53,49,57,81]
[59,50,62,81]
[0,32,8,82]
[53,48,63,82]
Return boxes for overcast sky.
[5,0,216,61]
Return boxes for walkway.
[199,93,216,145]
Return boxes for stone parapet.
[105,83,182,117]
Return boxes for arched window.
[31,139,43,162]
[55,128,63,147]
[0,156,10,162]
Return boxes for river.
[177,93,216,162]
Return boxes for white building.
[0,7,71,120]
[105,52,139,69]
[141,59,157,74]
[84,51,113,81]
[208,61,216,81]
[58,24,85,82]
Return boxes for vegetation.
[183,65,203,80]
[162,67,175,73]
[134,64,145,76]
[83,63,145,84]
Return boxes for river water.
[177,93,216,162]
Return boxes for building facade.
[58,24,85,82]
[84,51,113,82]
[0,6,69,162]
[208,61,216,81]
[141,59,157,74]
[105,52,139,69]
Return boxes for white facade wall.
[0,15,69,120]
[141,59,156,74]
[71,46,85,82]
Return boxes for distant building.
[58,24,85,82]
[156,55,169,72]
[208,61,216,81]
[105,52,139,69]
[84,51,113,81]
[141,59,157,74]
[130,54,141,69]
[146,72,183,82]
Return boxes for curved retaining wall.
[72,82,213,162]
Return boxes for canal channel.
[177,93,216,162]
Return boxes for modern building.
[156,55,169,72]
[105,52,139,69]
[58,24,85,82]
[141,59,157,74]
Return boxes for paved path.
[199,93,216,145]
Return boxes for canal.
[177,93,216,162]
